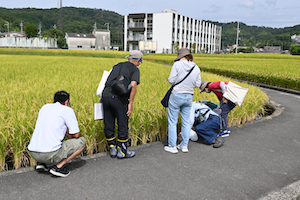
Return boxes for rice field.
[144,53,300,91]
[0,49,269,171]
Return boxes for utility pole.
[235,21,240,55]
[118,20,122,45]
[5,21,9,33]
[20,22,23,34]
[93,22,97,31]
[104,23,110,50]
[104,23,109,30]
[58,0,62,30]
[38,24,42,37]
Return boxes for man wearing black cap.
[102,50,143,159]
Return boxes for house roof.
[94,29,110,32]
[2,31,25,36]
[66,33,96,38]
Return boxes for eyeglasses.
[132,58,143,63]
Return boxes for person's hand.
[127,103,133,116]
[65,130,73,139]
[223,98,228,104]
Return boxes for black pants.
[102,96,129,139]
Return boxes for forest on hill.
[0,7,123,45]
[211,21,300,50]
[0,7,299,50]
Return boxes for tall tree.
[25,24,38,38]
[42,28,67,48]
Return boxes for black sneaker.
[36,163,49,172]
[49,165,70,177]
[212,136,225,148]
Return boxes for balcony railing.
[129,22,145,28]
[128,35,144,41]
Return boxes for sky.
[1,0,300,28]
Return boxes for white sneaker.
[164,146,178,154]
[177,145,189,153]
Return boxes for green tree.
[25,24,38,38]
[42,28,67,48]
[57,37,68,49]
[42,28,64,38]
[173,42,179,53]
[191,43,196,53]
[290,44,300,55]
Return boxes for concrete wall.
[0,37,57,48]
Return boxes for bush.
[290,44,300,55]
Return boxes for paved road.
[1,88,300,200]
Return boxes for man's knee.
[78,137,86,148]
[195,124,206,133]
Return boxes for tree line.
[209,21,300,51]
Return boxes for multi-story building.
[124,9,222,54]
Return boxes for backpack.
[194,108,210,126]
[194,101,223,132]
[197,100,222,115]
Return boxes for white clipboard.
[94,103,104,120]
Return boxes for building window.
[77,45,82,48]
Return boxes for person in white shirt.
[189,102,225,148]
[28,91,86,177]
[164,48,201,154]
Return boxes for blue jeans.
[220,99,236,130]
[194,114,220,144]
[168,93,193,147]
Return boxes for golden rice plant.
[0,49,268,171]
[144,53,300,91]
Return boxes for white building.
[2,31,25,38]
[65,33,96,50]
[65,30,111,50]
[291,34,300,44]
[92,29,110,50]
[124,9,222,54]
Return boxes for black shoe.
[36,163,49,172]
[212,136,225,148]
[49,165,70,177]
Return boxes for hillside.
[0,7,299,50]
[0,7,123,45]
[211,21,300,50]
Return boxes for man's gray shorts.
[29,137,86,165]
